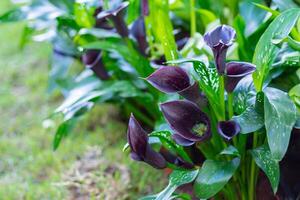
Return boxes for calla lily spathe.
[97,2,129,37]
[160,100,211,146]
[217,120,241,141]
[82,50,109,80]
[127,114,167,169]
[146,66,206,106]
[131,17,148,55]
[204,25,236,74]
[225,61,256,93]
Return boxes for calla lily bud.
[142,0,149,16]
[146,66,206,106]
[97,2,129,38]
[82,50,109,80]
[225,61,256,93]
[160,100,211,146]
[217,120,241,141]
[127,114,167,169]
[131,17,148,55]
[204,25,236,74]
[146,66,190,93]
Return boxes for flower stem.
[249,133,258,200]
[227,92,234,119]
[219,75,226,120]
[125,102,154,127]
[190,0,196,37]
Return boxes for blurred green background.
[0,1,165,199]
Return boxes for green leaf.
[252,8,300,91]
[74,3,95,28]
[56,79,153,121]
[220,145,240,157]
[250,145,280,193]
[155,169,199,200]
[264,87,298,160]
[140,193,191,200]
[194,158,240,199]
[146,0,178,61]
[53,118,76,150]
[233,106,264,134]
[77,28,120,39]
[84,38,153,77]
[149,131,192,163]
[253,3,280,16]
[289,84,300,109]
[273,0,298,11]
[239,0,266,36]
[48,0,75,12]
[126,0,140,24]
[196,9,217,27]
[0,8,26,23]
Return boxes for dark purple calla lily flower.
[146,66,190,93]
[82,50,110,80]
[146,66,206,106]
[204,25,236,74]
[97,2,129,38]
[217,120,241,141]
[160,100,211,146]
[131,17,148,55]
[225,61,256,93]
[127,114,167,169]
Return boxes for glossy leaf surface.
[252,8,300,91]
[194,158,240,199]
[264,87,297,160]
[233,106,264,134]
[250,145,280,193]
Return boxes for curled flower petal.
[172,133,195,146]
[127,114,167,169]
[160,100,211,145]
[217,120,241,141]
[225,61,256,93]
[82,50,109,80]
[146,66,190,93]
[204,25,236,74]
[131,17,148,55]
[97,2,129,37]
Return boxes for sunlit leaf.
[252,8,300,91]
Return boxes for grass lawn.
[0,1,165,199]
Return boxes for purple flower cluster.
[126,25,257,168]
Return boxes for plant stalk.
[190,0,196,37]
[248,133,258,200]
